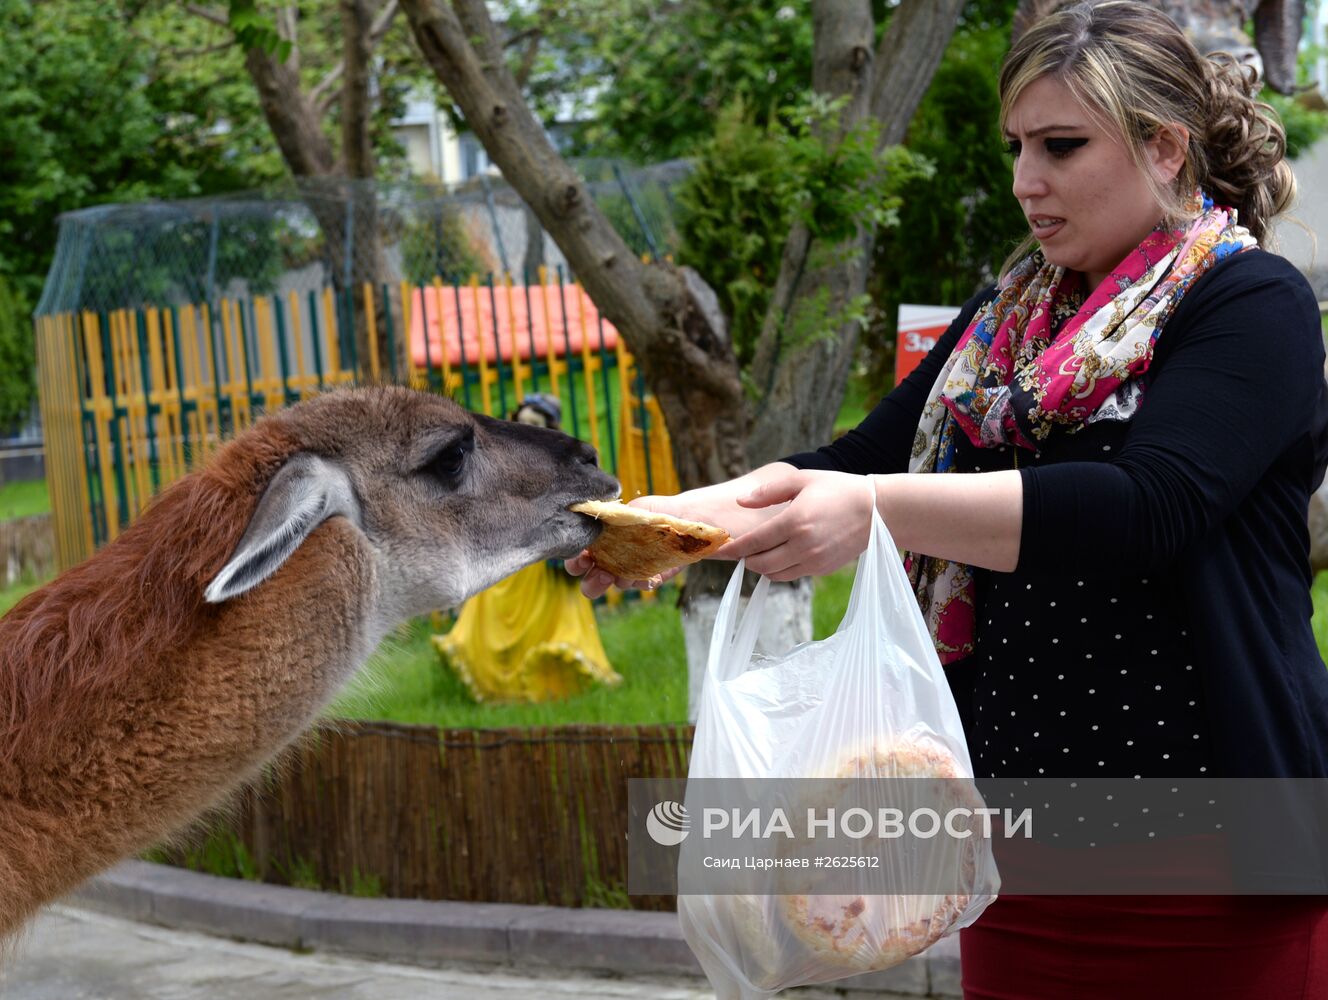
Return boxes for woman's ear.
[1148,123,1190,186]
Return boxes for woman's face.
[1004,74,1186,291]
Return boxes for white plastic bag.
[679,491,999,998]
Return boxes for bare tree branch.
[183,3,228,28]
[312,0,399,116]
[503,26,541,49]
[514,31,543,90]
[312,65,345,114]
[371,0,401,42]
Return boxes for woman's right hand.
[566,464,799,599]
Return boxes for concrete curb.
[67,861,961,997]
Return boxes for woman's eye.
[1004,140,1021,158]
[1046,137,1088,158]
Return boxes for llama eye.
[421,432,473,482]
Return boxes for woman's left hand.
[719,469,877,581]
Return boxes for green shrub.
[866,23,1028,389]
[675,103,794,367]
[676,97,930,370]
[1267,92,1328,160]
[0,276,34,432]
[401,189,494,284]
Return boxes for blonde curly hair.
[998,0,1293,273]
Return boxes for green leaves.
[497,0,816,162]
[1266,92,1328,160]
[866,18,1028,386]
[0,276,35,431]
[676,95,928,369]
[227,0,293,62]
[778,95,934,247]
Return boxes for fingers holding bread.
[569,500,729,582]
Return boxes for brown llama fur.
[0,386,615,939]
[0,418,306,935]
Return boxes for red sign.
[896,304,961,384]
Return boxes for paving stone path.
[4,905,922,1000]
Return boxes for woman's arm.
[567,286,996,596]
[727,253,1325,582]
[1016,254,1324,574]
[722,468,1023,581]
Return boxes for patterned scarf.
[904,194,1256,664]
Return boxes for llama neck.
[0,518,378,936]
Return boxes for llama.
[0,386,618,936]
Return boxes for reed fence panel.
[165,720,692,912]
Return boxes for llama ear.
[204,453,361,604]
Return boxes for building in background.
[390,92,575,186]
[391,94,493,185]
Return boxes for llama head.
[203,386,619,622]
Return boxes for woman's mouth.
[1030,216,1065,240]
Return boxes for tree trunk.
[236,3,406,381]
[243,48,337,178]
[340,0,402,380]
[747,0,964,465]
[341,0,376,183]
[242,47,360,366]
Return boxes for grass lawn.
[833,374,880,437]
[0,577,45,616]
[1312,571,1328,656]
[330,567,859,729]
[338,561,1328,731]
[0,479,50,521]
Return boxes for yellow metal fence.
[34,276,678,573]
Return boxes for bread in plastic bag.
[679,496,999,998]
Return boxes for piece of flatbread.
[569,500,729,580]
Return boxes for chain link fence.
[35,160,692,317]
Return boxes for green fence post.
[486,274,508,418]
[521,270,542,395]
[307,290,326,390]
[595,313,617,474]
[133,309,161,491]
[381,282,399,385]
[272,296,297,404]
[167,306,195,468]
[98,311,131,533]
[553,266,580,437]
[451,281,474,410]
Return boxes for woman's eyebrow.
[1004,124,1087,139]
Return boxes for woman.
[570,2,1328,996]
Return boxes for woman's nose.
[1011,154,1047,202]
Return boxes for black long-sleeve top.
[786,250,1328,779]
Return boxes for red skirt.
[960,894,1328,999]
